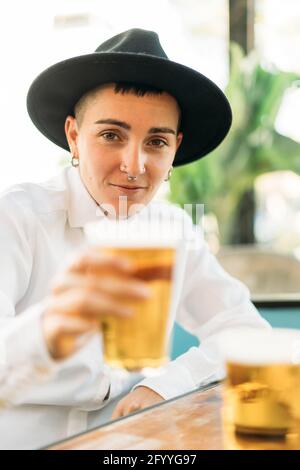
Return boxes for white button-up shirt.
[0,166,269,449]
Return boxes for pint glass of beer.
[221,328,300,437]
[84,217,183,371]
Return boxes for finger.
[112,400,141,420]
[43,314,98,359]
[44,313,98,336]
[111,406,123,420]
[47,289,136,318]
[96,276,151,300]
[51,272,151,300]
[67,250,133,275]
[121,404,141,418]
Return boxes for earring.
[164,167,173,182]
[71,156,79,167]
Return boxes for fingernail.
[119,258,133,269]
[123,308,134,316]
[138,285,151,296]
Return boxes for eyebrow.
[148,127,176,135]
[94,119,176,135]
[94,119,130,130]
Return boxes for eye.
[100,131,120,141]
[148,138,168,148]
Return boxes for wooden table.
[48,383,300,450]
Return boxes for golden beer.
[225,362,300,436]
[221,329,300,437]
[99,246,175,370]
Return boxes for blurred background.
[1,0,299,303]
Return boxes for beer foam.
[219,328,300,365]
[84,217,184,248]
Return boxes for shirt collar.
[66,166,106,228]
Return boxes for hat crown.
[95,28,168,59]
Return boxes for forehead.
[82,83,180,123]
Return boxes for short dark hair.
[74,81,181,133]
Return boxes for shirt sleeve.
[133,213,270,400]
[0,193,110,411]
[0,298,58,406]
[0,193,56,406]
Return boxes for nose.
[120,144,146,177]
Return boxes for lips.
[109,183,146,190]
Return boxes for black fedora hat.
[27,28,232,167]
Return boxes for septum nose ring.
[127,174,137,181]
[120,164,145,181]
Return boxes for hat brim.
[27,52,232,167]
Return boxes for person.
[0,28,269,449]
